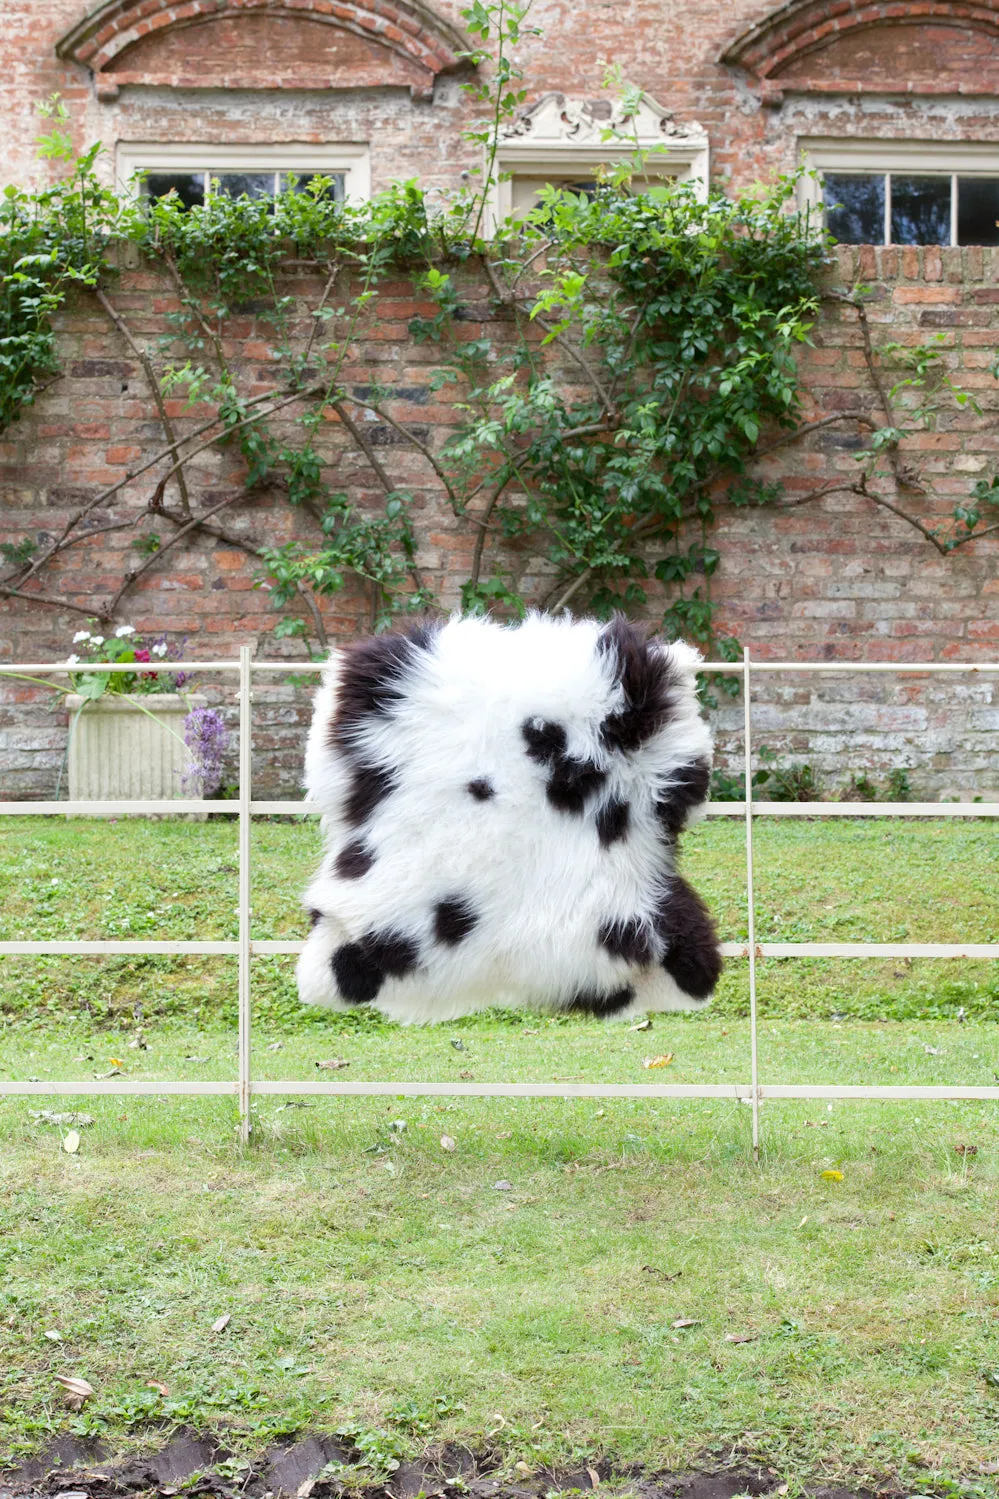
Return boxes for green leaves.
[73,672,110,701]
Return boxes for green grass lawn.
[1,817,998,1488]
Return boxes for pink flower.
[134,647,151,663]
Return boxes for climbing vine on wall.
[0,7,997,658]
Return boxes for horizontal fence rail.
[1,649,998,1151]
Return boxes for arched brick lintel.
[720,0,999,79]
[56,0,468,98]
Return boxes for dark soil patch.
[0,1434,893,1499]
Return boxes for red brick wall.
[0,245,997,799]
[9,0,999,199]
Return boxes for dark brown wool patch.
[344,762,397,826]
[521,718,568,764]
[522,717,606,815]
[595,796,630,847]
[329,621,439,752]
[598,917,654,966]
[332,942,384,1004]
[597,615,678,755]
[434,896,479,946]
[362,929,420,978]
[654,757,712,839]
[467,777,495,801]
[654,876,723,1000]
[564,985,636,1016]
[334,839,375,879]
[545,756,607,815]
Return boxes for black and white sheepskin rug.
[297,612,722,1024]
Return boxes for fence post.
[238,644,252,1143]
[743,646,760,1160]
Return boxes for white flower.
[151,642,168,657]
[66,653,79,665]
[115,624,136,638]
[89,635,104,646]
[72,630,91,644]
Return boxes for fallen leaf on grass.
[955,1143,979,1157]
[514,1463,532,1478]
[821,1169,844,1182]
[147,1380,169,1396]
[450,1039,467,1051]
[315,1058,350,1070]
[629,1018,652,1032]
[642,1266,681,1282]
[725,1332,758,1344]
[643,1054,674,1069]
[671,1318,701,1329]
[493,1179,514,1191]
[62,1131,81,1155]
[211,1314,231,1333]
[108,1057,123,1067]
[587,1468,601,1488]
[44,1329,62,1342]
[459,1070,474,1080]
[55,1374,95,1409]
[440,1134,456,1152]
[94,1069,122,1080]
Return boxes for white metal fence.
[1,647,997,1153]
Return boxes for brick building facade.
[1,0,998,797]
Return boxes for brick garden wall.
[1,244,997,800]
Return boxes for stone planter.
[66,693,207,810]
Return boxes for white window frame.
[115,142,371,204]
[487,92,709,233]
[798,138,999,246]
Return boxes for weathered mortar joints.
[297,613,721,1023]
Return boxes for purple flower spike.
[183,706,230,795]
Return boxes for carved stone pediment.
[500,92,708,149]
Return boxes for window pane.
[212,172,276,201]
[279,171,346,201]
[957,177,999,245]
[890,175,950,245]
[145,172,205,209]
[823,173,885,244]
